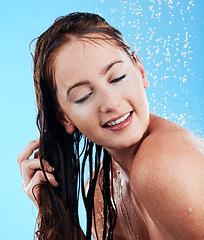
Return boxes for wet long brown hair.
[32,12,133,240]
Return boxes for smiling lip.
[102,111,133,131]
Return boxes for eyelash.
[109,74,127,84]
[75,93,92,104]
[75,74,127,104]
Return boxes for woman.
[17,12,204,240]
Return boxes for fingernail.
[48,165,55,172]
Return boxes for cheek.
[127,79,146,103]
[127,78,149,118]
[69,104,97,129]
[69,106,105,144]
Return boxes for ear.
[132,51,150,89]
[56,110,76,135]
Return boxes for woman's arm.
[130,128,204,240]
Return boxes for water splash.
[87,0,203,137]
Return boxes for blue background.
[0,0,203,239]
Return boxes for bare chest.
[112,163,166,240]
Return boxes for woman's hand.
[17,139,58,207]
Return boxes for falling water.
[86,0,203,138]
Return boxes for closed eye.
[75,92,93,104]
[109,74,127,84]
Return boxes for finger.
[25,170,58,205]
[17,139,40,167]
[21,158,55,187]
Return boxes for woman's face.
[54,38,149,151]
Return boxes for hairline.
[45,32,134,111]
[51,32,133,80]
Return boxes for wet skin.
[18,36,204,240]
[54,39,150,174]
[54,39,204,239]
[93,114,204,240]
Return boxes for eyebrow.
[99,60,123,76]
[67,60,123,96]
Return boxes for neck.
[105,129,148,177]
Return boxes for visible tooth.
[115,119,120,124]
[120,117,125,122]
[124,113,130,119]
[105,112,131,127]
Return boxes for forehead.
[56,39,124,63]
[54,39,128,81]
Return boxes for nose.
[99,90,121,113]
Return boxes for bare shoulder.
[130,114,204,239]
[134,113,204,161]
[148,113,203,148]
